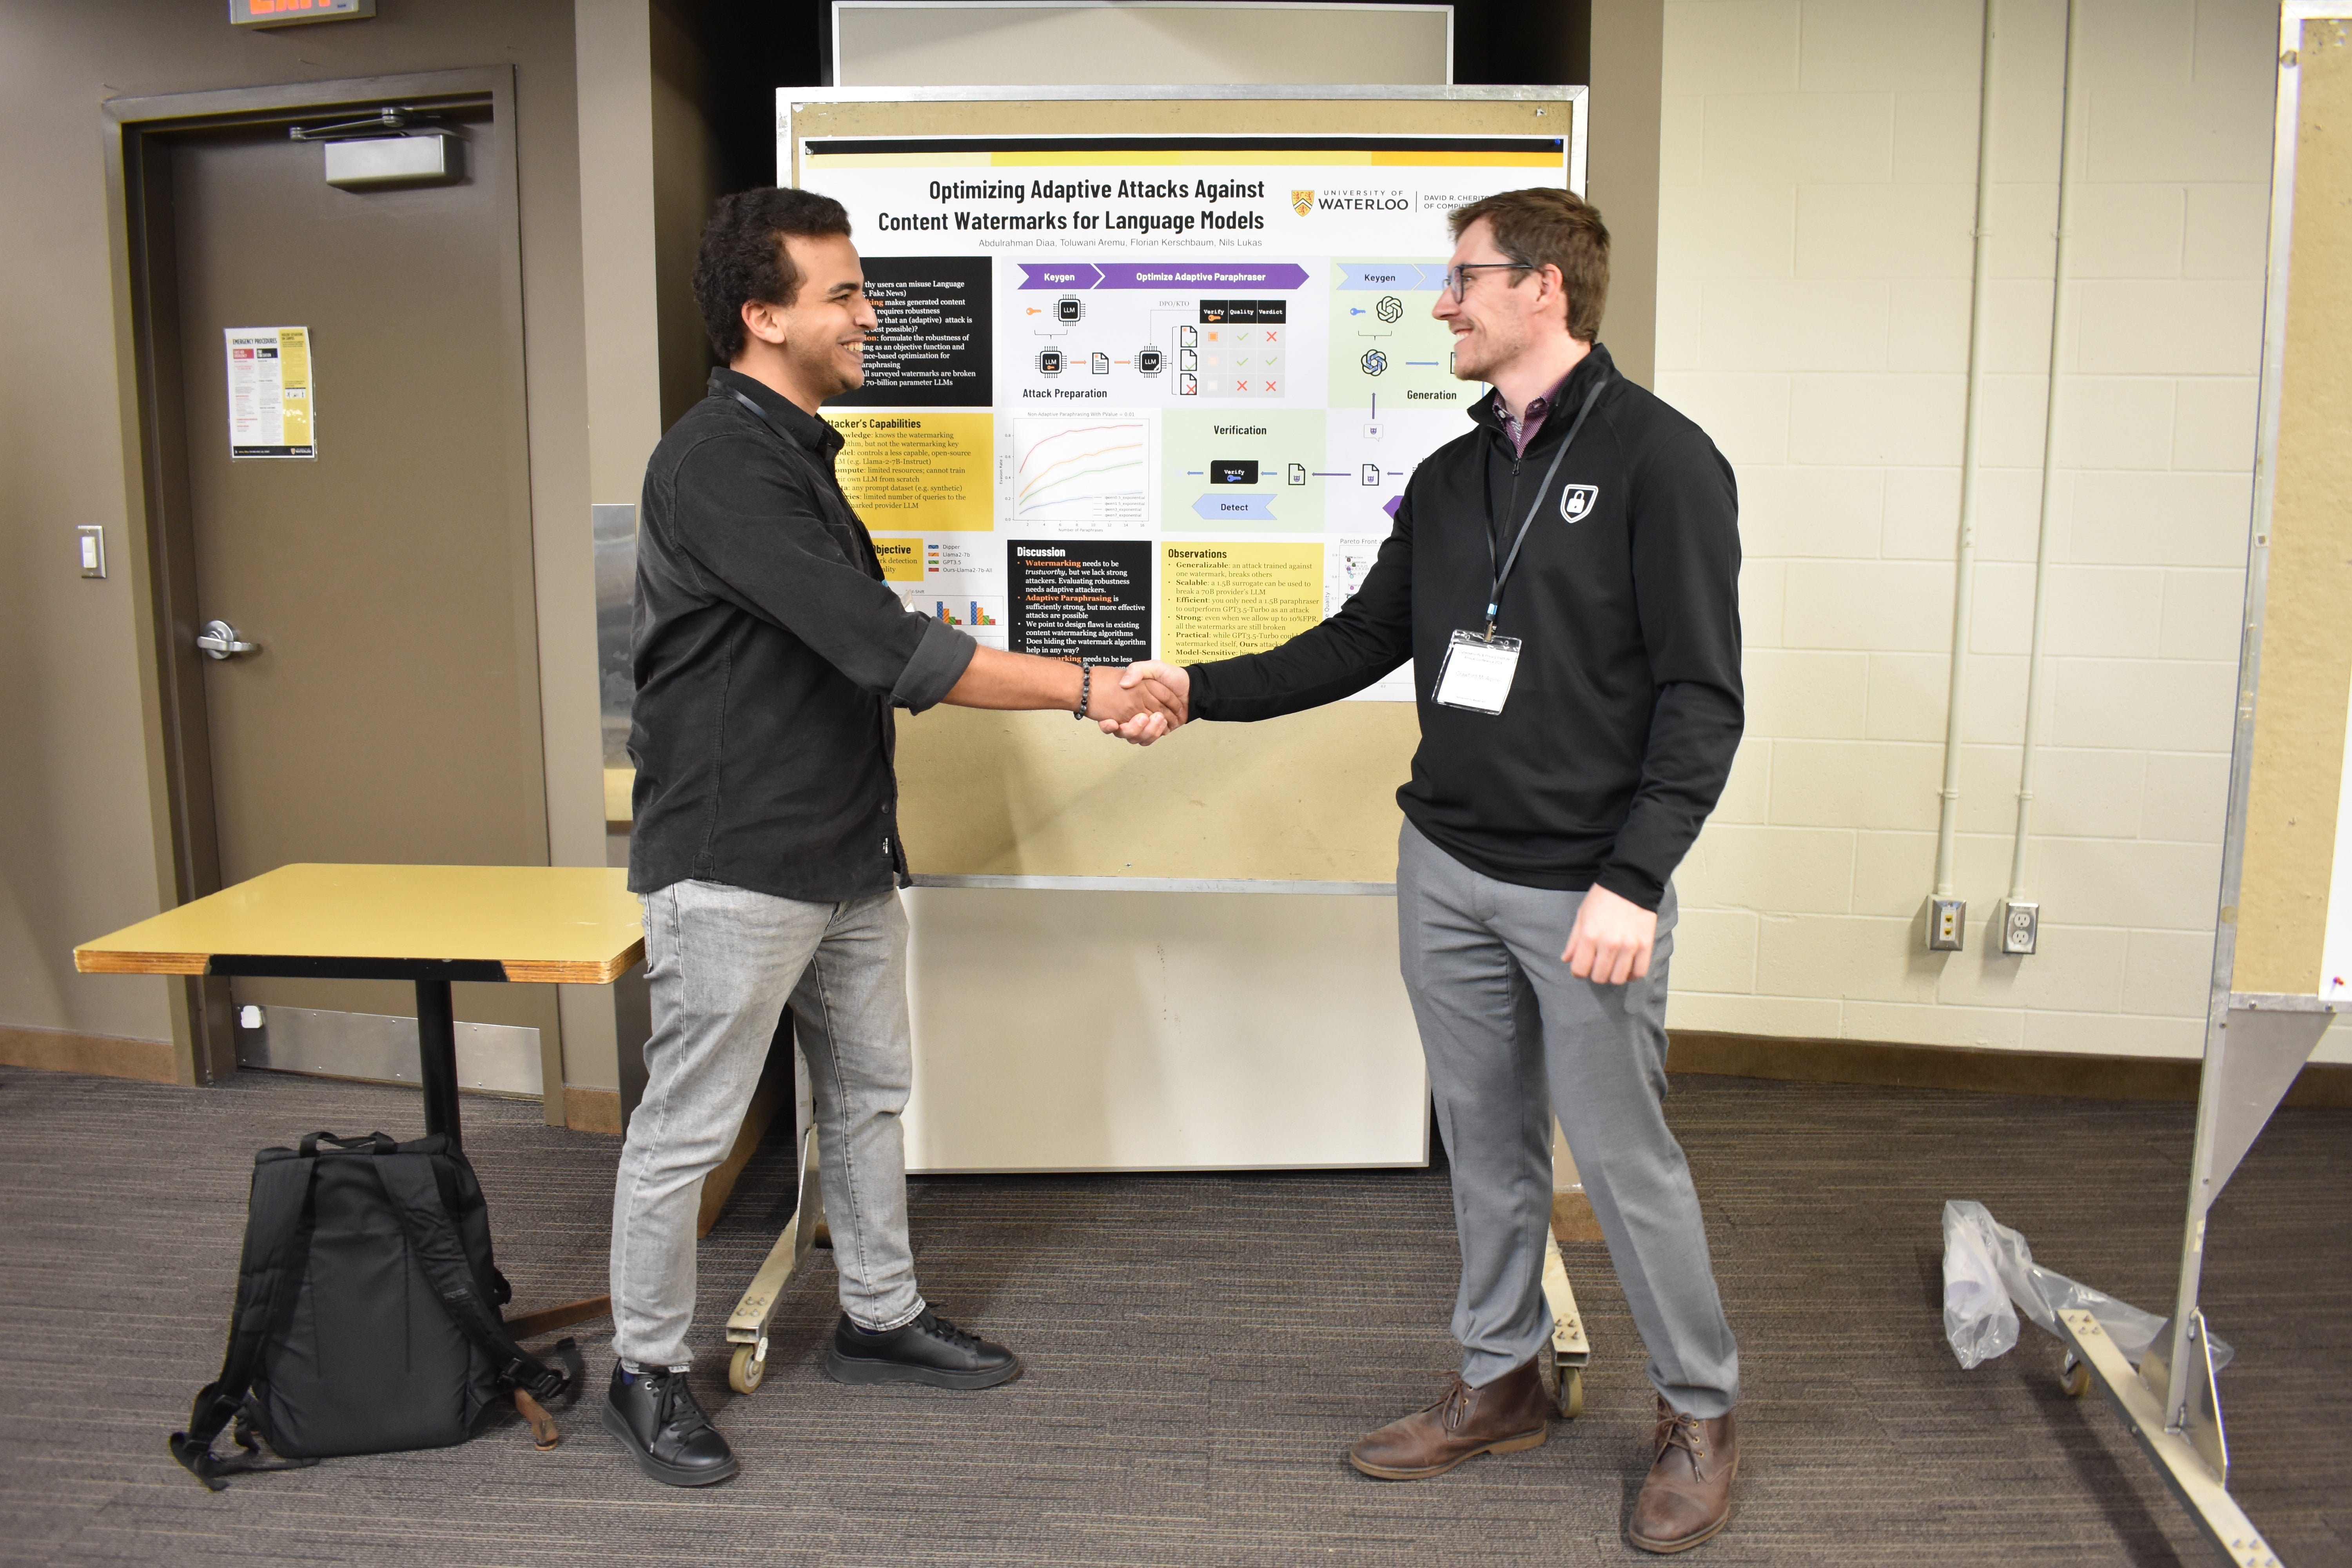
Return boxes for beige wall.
[570,0,666,1096]
[1589,0,1666,389]
[1650,0,2337,1059]
[0,0,601,1076]
[832,2,1452,87]
[650,0,730,431]
[577,0,667,509]
[12,0,2330,1095]
[0,6,175,1053]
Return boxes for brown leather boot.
[1627,1396,1737,1553]
[1347,1356,1550,1480]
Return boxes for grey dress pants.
[1397,821,1739,1418]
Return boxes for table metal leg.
[414,977,462,1148]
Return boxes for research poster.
[796,132,1572,699]
[224,326,316,459]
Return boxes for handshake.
[1087,660,1191,748]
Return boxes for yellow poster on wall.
[832,411,993,531]
[1160,541,1325,664]
[225,326,316,459]
[871,537,924,581]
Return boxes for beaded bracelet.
[1073,662,1092,721]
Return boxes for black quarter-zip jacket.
[1185,344,1743,910]
[627,368,978,903]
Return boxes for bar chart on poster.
[784,92,1579,882]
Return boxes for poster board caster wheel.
[2061,1354,2091,1398]
[1556,1363,1584,1419]
[729,1342,768,1394]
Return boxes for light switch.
[77,525,106,579]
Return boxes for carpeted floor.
[0,1062,2343,1566]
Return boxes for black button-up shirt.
[626,368,977,903]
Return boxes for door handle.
[197,619,261,659]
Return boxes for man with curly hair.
[604,187,1177,1487]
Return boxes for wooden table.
[74,862,643,1151]
[77,864,642,1336]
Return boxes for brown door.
[158,91,556,1089]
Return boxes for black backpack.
[169,1131,584,1490]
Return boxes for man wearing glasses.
[1114,188,1744,1552]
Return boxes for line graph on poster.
[1010,416,1149,524]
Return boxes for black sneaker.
[600,1364,740,1486]
[824,1306,1022,1390]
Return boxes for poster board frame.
[777,85,1586,892]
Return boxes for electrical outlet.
[1926,896,1966,952]
[1999,900,2039,956]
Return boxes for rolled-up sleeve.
[892,614,978,711]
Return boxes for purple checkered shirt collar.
[1500,370,1576,458]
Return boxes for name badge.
[1432,630,1521,714]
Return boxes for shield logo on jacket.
[1560,483,1599,523]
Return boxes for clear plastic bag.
[1939,1200,2231,1372]
[1941,1200,2018,1368]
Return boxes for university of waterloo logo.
[1291,189,1314,217]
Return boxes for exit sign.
[230,0,373,26]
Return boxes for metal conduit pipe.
[1927,0,2003,952]
[1998,0,2088,959]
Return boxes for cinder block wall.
[1648,0,2323,1058]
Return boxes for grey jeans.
[609,878,925,1368]
[1397,821,1739,1417]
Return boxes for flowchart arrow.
[1193,493,1276,521]
[1018,263,1104,289]
[1334,262,1452,293]
[1098,263,1308,290]
[1336,262,1420,291]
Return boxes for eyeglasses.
[1444,261,1534,301]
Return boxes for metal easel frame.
[2050,12,2350,1565]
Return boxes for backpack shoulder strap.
[371,1152,582,1404]
[169,1150,322,1489]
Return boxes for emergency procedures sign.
[224,326,316,459]
[796,133,1570,698]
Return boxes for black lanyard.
[731,389,787,440]
[733,387,872,565]
[735,387,842,490]
[1481,374,1607,640]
